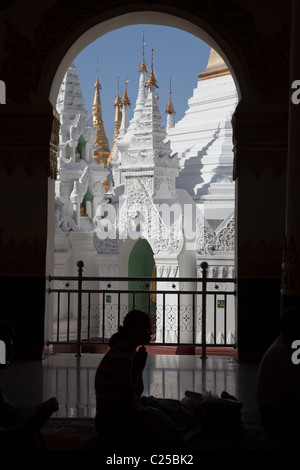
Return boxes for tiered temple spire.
[113,78,123,137]
[138,31,148,73]
[145,49,158,89]
[165,78,175,129]
[92,69,110,166]
[118,77,131,136]
[108,77,123,164]
[121,77,131,108]
[108,31,149,189]
[121,47,176,176]
[132,32,148,123]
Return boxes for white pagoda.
[167,48,238,280]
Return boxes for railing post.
[201,261,208,359]
[76,260,84,357]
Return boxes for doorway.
[128,238,155,313]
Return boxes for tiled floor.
[0,353,261,424]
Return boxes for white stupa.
[167,49,238,229]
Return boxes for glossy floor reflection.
[0,353,261,424]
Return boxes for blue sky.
[74,25,211,148]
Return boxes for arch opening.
[47,11,243,353]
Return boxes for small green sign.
[106,295,112,303]
[217,299,225,308]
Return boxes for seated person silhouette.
[94,310,200,450]
[0,319,59,448]
[0,391,59,449]
[257,307,300,447]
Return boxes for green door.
[128,239,154,313]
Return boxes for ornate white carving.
[55,210,78,232]
[156,264,179,278]
[117,178,183,255]
[55,182,72,205]
[196,215,235,254]
[215,217,235,251]
[70,166,106,203]
[153,175,177,199]
[196,222,216,255]
[68,114,85,142]
[151,215,183,256]
[198,264,235,279]
[94,233,120,254]
[58,152,87,170]
[70,166,90,203]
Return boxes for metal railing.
[48,261,236,358]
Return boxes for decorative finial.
[108,77,123,169]
[94,57,101,89]
[138,31,148,73]
[145,48,158,89]
[165,77,175,114]
[113,76,121,107]
[121,75,131,107]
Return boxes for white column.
[72,202,80,228]
[119,104,129,137]
[69,142,77,162]
[84,143,92,163]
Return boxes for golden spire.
[121,76,131,107]
[165,78,175,115]
[92,65,110,166]
[198,48,229,81]
[113,78,122,108]
[145,49,159,89]
[107,77,123,168]
[138,31,148,73]
[113,76,122,132]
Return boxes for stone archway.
[47,12,243,356]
